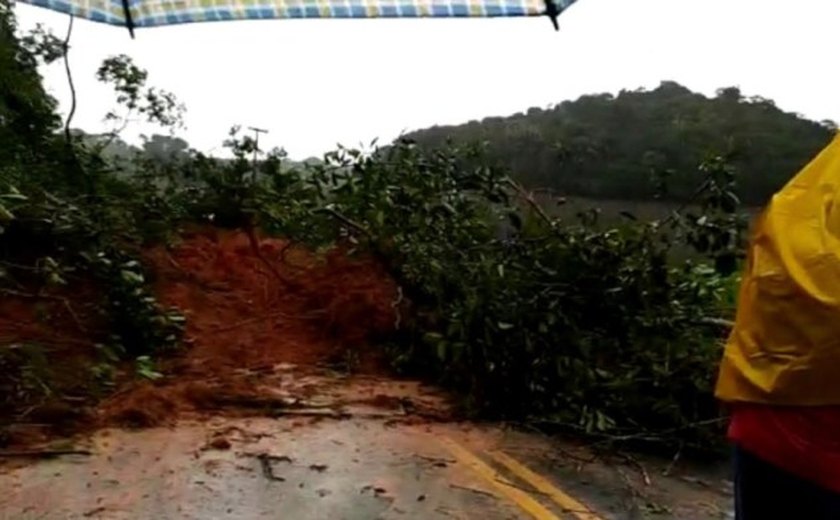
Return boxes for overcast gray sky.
[13,0,840,159]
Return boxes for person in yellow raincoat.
[717,133,840,519]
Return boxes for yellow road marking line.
[440,437,561,520]
[489,450,603,520]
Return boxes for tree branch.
[315,206,372,238]
[660,177,713,228]
[99,108,135,151]
[1,289,86,332]
[504,178,555,229]
[696,317,734,328]
[0,449,91,458]
[62,15,76,144]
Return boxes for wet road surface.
[2,413,732,519]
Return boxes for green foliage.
[0,179,185,353]
[0,2,60,169]
[0,4,185,416]
[135,355,163,381]
[19,23,64,65]
[97,54,185,130]
[676,156,748,275]
[406,81,834,206]
[0,343,53,413]
[84,252,184,357]
[284,141,744,451]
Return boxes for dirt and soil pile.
[1,227,403,439]
[100,227,401,426]
[152,228,396,369]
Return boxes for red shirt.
[729,404,840,493]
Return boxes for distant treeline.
[404,82,835,205]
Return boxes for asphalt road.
[1,414,732,519]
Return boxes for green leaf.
[120,270,145,284]
[138,367,163,380]
[436,341,447,361]
[498,322,514,331]
[47,272,66,286]
[0,203,15,223]
[0,192,28,201]
[594,368,612,379]
[440,202,457,216]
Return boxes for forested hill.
[404,82,835,205]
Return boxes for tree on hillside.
[405,81,835,205]
[141,134,190,163]
[0,1,60,170]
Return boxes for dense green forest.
[406,82,835,205]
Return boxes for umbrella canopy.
[18,0,577,32]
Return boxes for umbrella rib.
[544,0,559,30]
[121,0,135,38]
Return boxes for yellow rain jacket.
[716,134,840,405]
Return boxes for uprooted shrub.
[278,141,745,452]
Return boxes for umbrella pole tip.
[544,0,560,31]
